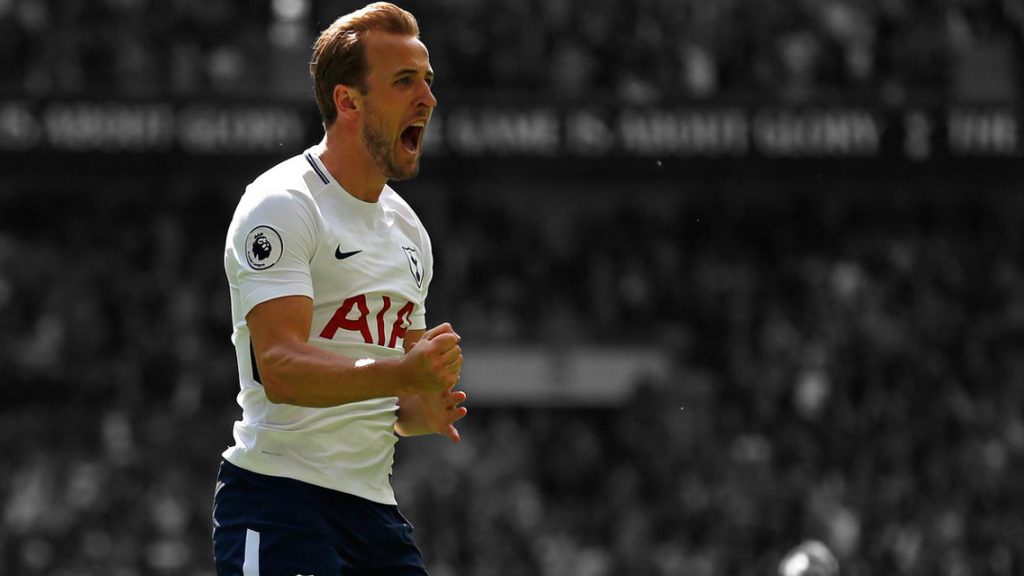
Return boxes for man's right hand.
[399,323,463,393]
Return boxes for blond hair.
[310,2,420,126]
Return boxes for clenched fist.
[400,322,463,394]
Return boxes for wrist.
[367,356,413,396]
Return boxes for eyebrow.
[393,68,434,80]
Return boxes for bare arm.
[248,295,460,407]
[395,325,467,441]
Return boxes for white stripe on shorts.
[243,528,260,575]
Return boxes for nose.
[419,80,437,110]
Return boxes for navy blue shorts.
[212,460,428,576]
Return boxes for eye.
[395,77,411,86]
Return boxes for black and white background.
[2,0,1023,574]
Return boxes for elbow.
[254,348,295,405]
[260,372,293,405]
[263,379,292,404]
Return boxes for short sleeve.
[226,187,319,318]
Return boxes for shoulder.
[227,152,326,249]
[236,154,323,220]
[247,153,319,201]
[380,185,425,229]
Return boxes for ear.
[333,84,360,119]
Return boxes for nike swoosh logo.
[335,246,362,260]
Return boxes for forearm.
[248,299,456,407]
[259,341,408,407]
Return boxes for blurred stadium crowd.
[0,0,1021,103]
[2,0,1024,575]
[3,175,1024,575]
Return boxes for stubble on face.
[361,100,419,181]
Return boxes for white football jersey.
[222,139,433,505]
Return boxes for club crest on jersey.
[245,226,283,270]
[402,245,423,289]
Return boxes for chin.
[386,160,421,181]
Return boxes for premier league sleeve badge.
[245,226,284,270]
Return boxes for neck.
[319,129,386,203]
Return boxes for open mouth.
[400,122,425,155]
